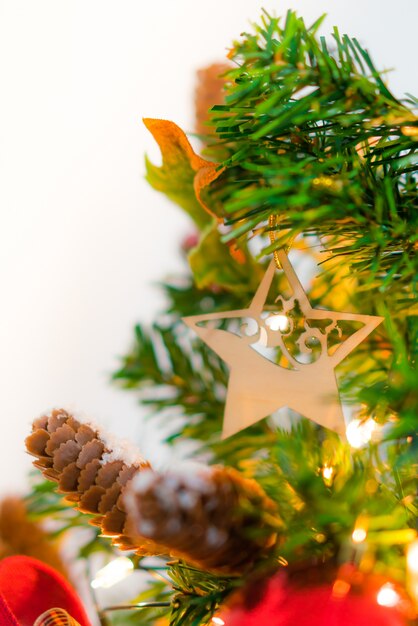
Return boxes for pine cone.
[124,466,280,575]
[25,409,159,554]
[26,410,280,573]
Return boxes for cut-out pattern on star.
[183,250,383,439]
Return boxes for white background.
[0,0,417,495]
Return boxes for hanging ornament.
[0,556,91,626]
[217,568,414,626]
[34,608,83,626]
[183,249,383,438]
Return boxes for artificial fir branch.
[202,11,417,306]
[25,10,417,625]
[127,6,416,613]
[168,562,234,626]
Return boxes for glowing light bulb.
[346,418,380,448]
[332,579,351,598]
[212,618,225,625]
[320,463,334,487]
[407,538,418,574]
[352,527,367,543]
[91,557,134,589]
[407,538,418,605]
[265,314,289,332]
[322,465,334,480]
[376,583,401,608]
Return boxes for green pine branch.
[204,10,417,301]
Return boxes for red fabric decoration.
[0,556,91,626]
[220,571,411,626]
[0,594,19,626]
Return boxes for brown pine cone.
[124,465,280,575]
[25,408,160,554]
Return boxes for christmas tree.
[18,10,418,626]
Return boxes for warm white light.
[352,527,367,543]
[321,464,334,487]
[322,465,334,481]
[265,314,289,332]
[376,583,401,607]
[407,539,418,574]
[346,418,380,448]
[91,557,134,589]
[212,618,225,625]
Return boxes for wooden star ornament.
[183,250,383,439]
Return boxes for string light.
[352,516,368,543]
[407,539,418,574]
[376,583,401,608]
[321,464,334,486]
[332,579,351,599]
[352,527,367,543]
[407,538,418,605]
[91,557,134,589]
[346,418,381,448]
[322,465,333,480]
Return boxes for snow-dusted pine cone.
[124,466,280,575]
[25,409,159,554]
[26,409,280,572]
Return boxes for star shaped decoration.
[183,250,383,439]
